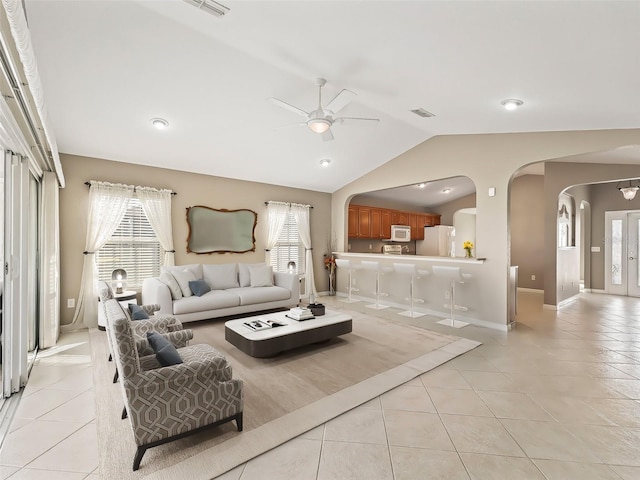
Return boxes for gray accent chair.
[104,298,244,471]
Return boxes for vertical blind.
[269,211,303,273]
[96,198,161,288]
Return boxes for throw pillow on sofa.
[249,265,274,287]
[172,269,197,297]
[239,263,266,287]
[159,271,182,300]
[147,332,183,366]
[189,279,211,297]
[203,264,240,290]
[128,303,149,320]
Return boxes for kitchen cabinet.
[358,206,371,237]
[381,209,392,238]
[370,208,382,238]
[348,205,358,237]
[392,211,408,225]
[348,204,440,239]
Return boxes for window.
[96,197,161,289]
[269,211,303,273]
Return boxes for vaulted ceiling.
[25,1,640,193]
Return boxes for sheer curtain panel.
[136,186,175,266]
[64,181,134,331]
[265,201,289,266]
[291,203,318,301]
[39,172,60,348]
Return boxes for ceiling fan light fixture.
[308,118,331,134]
[617,180,640,200]
[501,99,523,111]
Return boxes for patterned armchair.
[104,298,244,471]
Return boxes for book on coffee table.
[286,307,315,321]
[243,320,271,331]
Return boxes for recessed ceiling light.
[417,183,426,188]
[151,118,169,129]
[320,158,331,167]
[442,188,452,194]
[500,99,523,111]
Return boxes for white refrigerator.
[417,226,455,257]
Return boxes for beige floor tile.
[586,397,640,427]
[384,411,454,451]
[440,414,525,457]
[26,423,98,473]
[240,438,321,480]
[0,420,85,467]
[528,394,614,425]
[6,469,88,480]
[298,425,324,441]
[317,441,393,480]
[0,466,19,479]
[358,396,382,410]
[324,407,387,445]
[460,453,546,480]
[83,475,100,480]
[459,370,519,392]
[390,447,470,480]
[213,464,244,480]
[499,419,602,463]
[20,364,88,396]
[610,465,640,480]
[533,459,622,479]
[605,378,640,399]
[7,418,32,434]
[564,424,640,466]
[476,391,554,422]
[39,390,95,423]
[402,377,423,387]
[13,389,82,420]
[47,366,94,392]
[448,354,499,372]
[609,363,640,379]
[380,384,435,413]
[428,387,494,417]
[419,368,472,389]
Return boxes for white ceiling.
[25,0,640,193]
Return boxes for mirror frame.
[186,205,257,254]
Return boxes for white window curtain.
[291,203,318,302]
[136,186,175,267]
[39,172,60,348]
[63,181,134,331]
[266,201,289,266]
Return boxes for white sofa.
[142,263,299,323]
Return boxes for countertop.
[335,252,485,264]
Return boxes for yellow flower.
[463,241,474,249]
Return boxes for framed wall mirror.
[186,206,257,254]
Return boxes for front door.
[605,210,640,297]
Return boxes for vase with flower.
[463,240,474,258]
[324,254,336,295]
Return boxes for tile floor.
[1,290,640,479]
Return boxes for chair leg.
[113,368,119,383]
[235,411,243,431]
[122,407,128,419]
[133,446,147,471]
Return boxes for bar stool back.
[361,261,392,310]
[432,265,471,328]
[335,258,361,303]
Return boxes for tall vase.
[329,269,336,295]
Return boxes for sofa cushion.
[203,264,239,290]
[238,263,265,287]
[147,332,183,367]
[249,265,273,287]
[172,269,197,298]
[159,271,182,300]
[226,286,291,306]
[172,289,241,315]
[128,303,149,320]
[162,264,203,281]
[189,279,211,297]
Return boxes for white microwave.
[390,225,411,242]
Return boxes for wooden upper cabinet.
[348,204,439,239]
[392,211,408,225]
[357,206,371,238]
[381,209,392,238]
[348,205,358,237]
[370,208,382,238]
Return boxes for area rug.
[90,308,480,480]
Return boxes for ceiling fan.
[270,78,379,141]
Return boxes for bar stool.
[361,261,392,310]
[432,265,471,328]
[393,263,429,318]
[335,258,361,303]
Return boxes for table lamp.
[111,268,127,294]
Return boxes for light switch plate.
[591,246,600,252]
[488,187,496,197]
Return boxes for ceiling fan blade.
[320,129,334,142]
[274,122,307,130]
[269,97,309,118]
[325,89,356,114]
[334,117,380,126]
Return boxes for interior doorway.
[605,210,640,297]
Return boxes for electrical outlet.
[67,298,75,308]
[444,290,451,299]
[369,244,373,250]
[531,274,536,281]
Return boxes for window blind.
[270,211,303,273]
[96,198,161,288]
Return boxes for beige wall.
[432,193,476,226]
[59,154,332,326]
[333,129,640,327]
[510,175,544,289]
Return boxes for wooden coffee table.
[225,310,352,358]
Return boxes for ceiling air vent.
[410,108,435,118]
[183,0,230,17]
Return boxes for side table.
[98,290,138,331]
